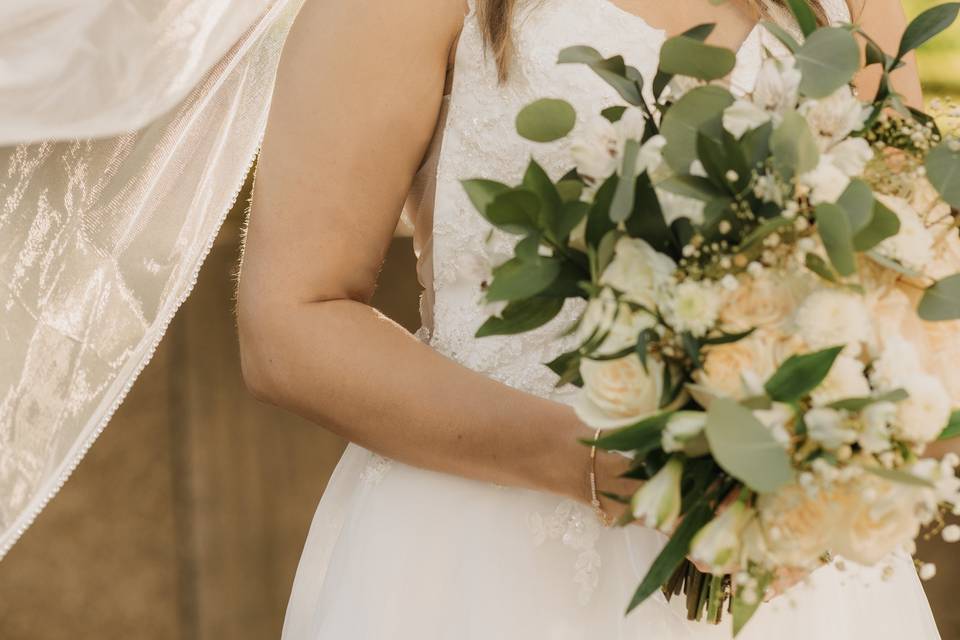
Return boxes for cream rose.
[694,331,781,399]
[600,237,676,307]
[810,355,871,406]
[794,288,872,356]
[895,372,952,444]
[830,474,925,565]
[757,482,837,569]
[575,354,664,428]
[719,272,798,333]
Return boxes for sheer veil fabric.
[0,0,303,558]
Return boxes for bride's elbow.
[236,301,285,405]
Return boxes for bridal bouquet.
[464,0,960,634]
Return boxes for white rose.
[570,115,619,185]
[718,271,801,333]
[800,155,850,204]
[798,85,871,150]
[811,355,871,406]
[830,474,925,565]
[794,288,872,356]
[870,334,924,388]
[576,287,657,355]
[689,501,754,574]
[600,237,676,307]
[757,482,837,569]
[661,279,720,337]
[805,407,858,450]
[694,331,781,399]
[575,354,664,428]
[895,373,951,444]
[631,457,684,531]
[827,137,874,176]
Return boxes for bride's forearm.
[238,296,597,501]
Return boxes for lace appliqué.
[529,500,603,605]
[360,452,392,486]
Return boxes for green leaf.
[626,172,677,256]
[546,350,583,387]
[590,56,645,105]
[555,200,589,241]
[897,3,960,60]
[626,494,716,613]
[485,256,561,301]
[741,120,774,169]
[862,466,935,488]
[804,252,839,283]
[853,197,901,252]
[484,189,540,234]
[836,179,874,235]
[556,179,584,203]
[601,105,627,123]
[761,20,800,52]
[591,412,673,453]
[938,410,960,440]
[770,110,819,179]
[785,0,818,36]
[523,159,561,219]
[682,332,703,369]
[701,327,756,345]
[516,98,576,142]
[611,139,640,222]
[705,398,796,493]
[586,175,618,247]
[925,141,960,209]
[732,570,773,636]
[475,297,565,337]
[918,273,960,321]
[827,388,909,411]
[557,45,604,65]
[660,85,735,173]
[865,250,923,277]
[461,179,509,216]
[659,36,737,81]
[815,203,856,277]
[795,28,860,98]
[657,175,725,201]
[764,346,844,402]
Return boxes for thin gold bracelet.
[589,428,615,527]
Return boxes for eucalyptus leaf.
[804,252,839,283]
[660,85,735,173]
[586,175,619,247]
[897,3,960,60]
[918,273,960,321]
[556,179,584,203]
[659,36,737,81]
[925,141,960,208]
[656,175,725,201]
[625,172,677,256]
[761,20,800,52]
[611,139,640,222]
[795,28,860,98]
[475,297,565,337]
[601,105,627,123]
[836,179,874,234]
[555,200,589,240]
[516,98,577,142]
[547,350,583,387]
[815,203,856,276]
[865,250,923,277]
[764,346,843,402]
[862,465,935,488]
[827,388,909,411]
[557,45,604,65]
[770,111,819,179]
[705,398,796,493]
[853,197,900,252]
[461,179,509,216]
[485,189,541,234]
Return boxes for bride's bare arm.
[238,0,632,507]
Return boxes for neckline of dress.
[591,0,763,60]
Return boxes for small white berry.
[942,524,960,543]
[725,169,739,182]
[919,563,937,581]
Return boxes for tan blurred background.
[1,2,959,638]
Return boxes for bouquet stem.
[662,560,731,625]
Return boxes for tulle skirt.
[281,443,941,639]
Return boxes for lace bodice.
[414,0,851,400]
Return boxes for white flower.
[656,189,706,225]
[661,280,721,337]
[690,501,754,574]
[631,457,684,531]
[614,107,647,144]
[800,155,850,204]
[895,373,952,444]
[576,354,664,428]
[805,407,858,450]
[811,355,871,406]
[576,288,656,355]
[638,134,667,177]
[870,334,923,388]
[827,137,873,176]
[665,75,703,102]
[794,289,872,355]
[859,401,896,453]
[662,411,707,453]
[798,85,871,150]
[873,194,934,272]
[570,115,619,185]
[753,402,796,449]
[723,99,772,138]
[600,237,676,307]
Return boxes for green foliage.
[659,36,737,81]
[770,111,819,179]
[939,410,960,440]
[897,2,960,60]
[815,203,857,276]
[764,346,844,402]
[795,28,860,98]
[918,273,960,320]
[475,297,565,337]
[925,141,960,208]
[515,98,576,142]
[660,85,735,173]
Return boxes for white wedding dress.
[281,0,941,638]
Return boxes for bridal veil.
[0,0,302,558]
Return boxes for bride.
[238,0,942,637]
